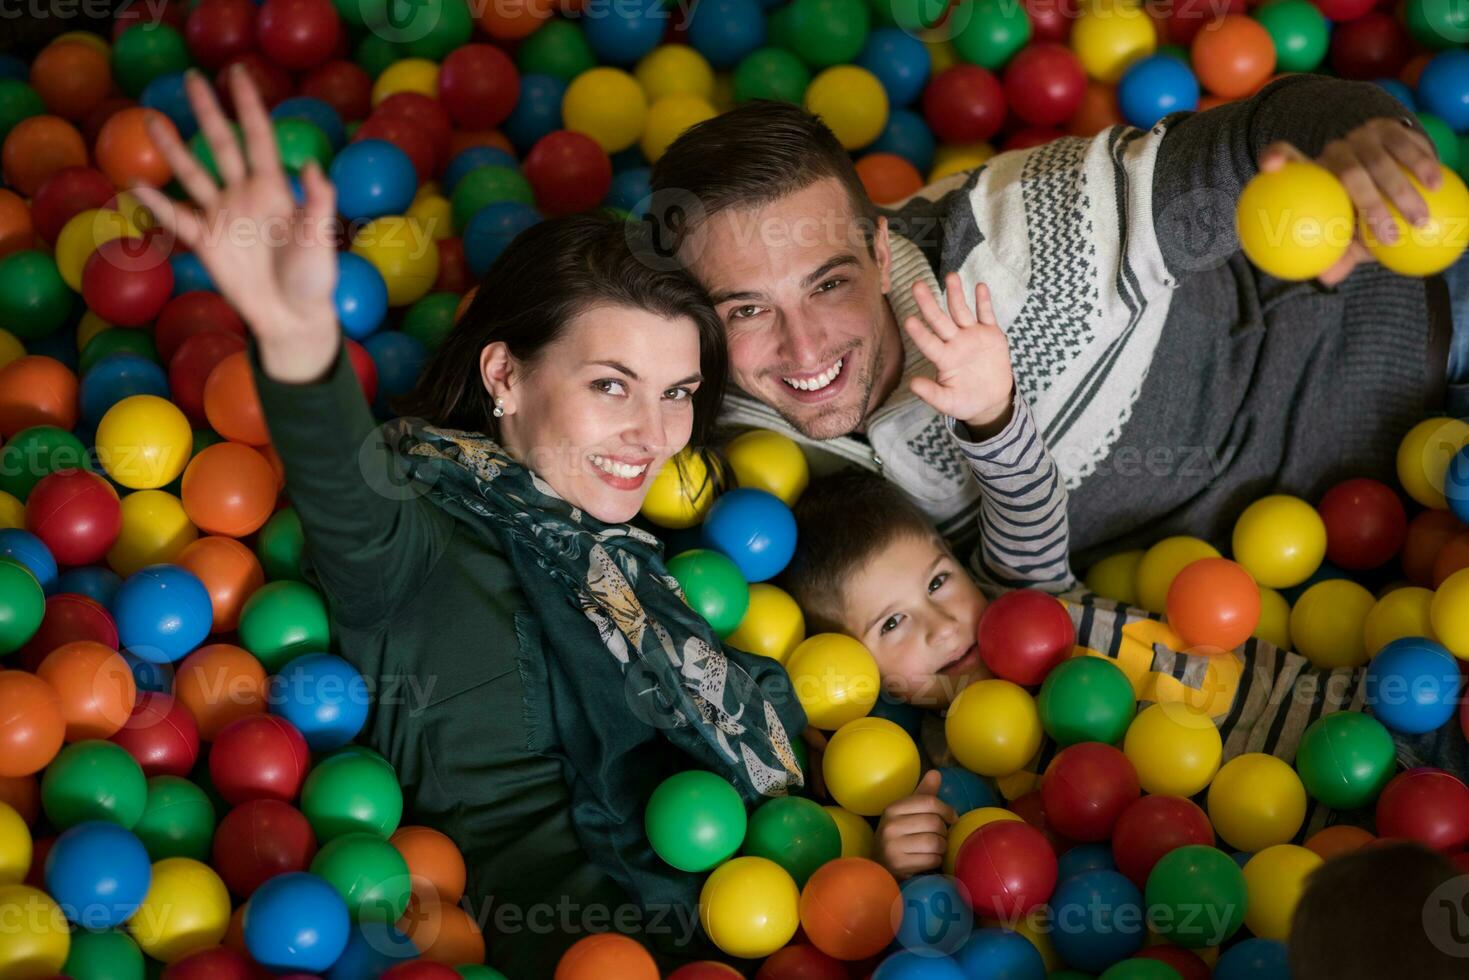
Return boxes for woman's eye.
[880,614,903,635]
[664,387,692,401]
[928,572,949,594]
[593,379,627,396]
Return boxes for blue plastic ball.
[273,96,346,149]
[1213,937,1290,980]
[45,821,152,928]
[894,874,974,955]
[334,252,389,340]
[1446,445,1469,525]
[873,950,969,980]
[463,201,542,278]
[1118,55,1199,129]
[1047,869,1145,973]
[443,146,519,194]
[365,330,429,419]
[55,566,123,607]
[1232,850,1253,868]
[329,140,418,220]
[1056,842,1116,883]
[0,528,58,594]
[111,564,213,664]
[1366,636,1462,734]
[607,166,653,213]
[869,108,936,174]
[1418,49,1469,133]
[81,354,170,429]
[503,74,566,153]
[859,28,932,108]
[687,0,768,69]
[269,653,370,751]
[700,488,797,582]
[0,54,26,81]
[952,928,1047,980]
[323,921,418,980]
[936,766,999,816]
[121,650,175,695]
[243,872,351,972]
[1375,77,1418,111]
[169,253,214,295]
[140,72,197,140]
[582,0,667,65]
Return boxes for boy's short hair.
[1289,841,1462,980]
[781,470,940,633]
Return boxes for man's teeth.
[590,455,648,479]
[783,358,843,392]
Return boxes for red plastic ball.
[922,65,1006,144]
[30,166,115,244]
[1022,0,1077,44]
[216,52,295,111]
[953,820,1058,920]
[256,0,340,71]
[1403,509,1467,587]
[16,593,119,672]
[438,44,520,130]
[754,944,847,980]
[109,691,201,778]
[381,964,462,980]
[376,92,453,173]
[212,798,317,897]
[434,237,470,294]
[1135,944,1211,980]
[300,60,373,122]
[1375,768,1469,852]
[169,329,248,423]
[81,237,175,326]
[1318,477,1408,571]
[1002,128,1063,151]
[161,945,257,980]
[345,338,379,403]
[522,130,612,217]
[1162,0,1246,45]
[1110,794,1215,887]
[155,291,248,364]
[81,97,138,151]
[1004,44,1086,128]
[114,0,190,41]
[1313,0,1375,20]
[667,964,743,979]
[185,0,260,70]
[209,713,311,805]
[353,112,437,182]
[1008,787,1074,854]
[977,588,1076,686]
[25,468,122,566]
[1329,12,1410,80]
[1039,742,1140,842]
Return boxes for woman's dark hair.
[393,211,728,448]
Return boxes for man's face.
[684,178,899,440]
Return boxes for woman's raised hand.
[130,67,341,382]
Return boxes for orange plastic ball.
[30,41,112,122]
[1304,824,1375,861]
[0,775,39,826]
[448,129,516,159]
[554,933,659,980]
[1065,80,1123,137]
[0,671,65,778]
[2,116,88,196]
[1402,509,1467,588]
[0,356,79,438]
[0,190,35,259]
[1191,15,1276,99]
[475,0,554,39]
[798,857,901,961]
[34,640,137,742]
[180,442,278,537]
[1165,557,1262,651]
[174,536,265,633]
[390,825,468,905]
[95,107,177,189]
[399,891,486,966]
[855,153,924,205]
[173,643,268,741]
[1433,532,1469,587]
[202,352,269,445]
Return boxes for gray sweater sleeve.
[1151,74,1427,281]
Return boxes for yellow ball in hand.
[1360,164,1469,276]
[1236,161,1354,281]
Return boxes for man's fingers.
[1350,131,1429,227]
[187,69,245,186]
[1259,140,1308,172]
[1323,142,1397,243]
[1383,125,1443,191]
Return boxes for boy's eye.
[928,572,949,594]
[880,614,903,635]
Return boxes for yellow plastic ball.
[712,72,736,113]
[0,491,24,531]
[635,44,716,103]
[1364,586,1437,657]
[1232,495,1327,590]
[804,66,889,150]
[0,328,26,370]
[920,28,960,73]
[56,208,141,291]
[822,716,921,817]
[0,802,31,885]
[697,856,800,959]
[128,858,230,963]
[1084,550,1144,605]
[726,583,806,665]
[641,94,717,164]
[943,806,1023,874]
[1289,579,1376,669]
[406,189,452,241]
[824,805,875,859]
[1136,536,1221,614]
[786,633,881,730]
[95,395,193,490]
[1242,844,1322,941]
[1071,0,1157,83]
[1122,703,1222,797]
[1004,915,1062,973]
[1207,753,1307,853]
[725,429,810,507]
[642,450,717,529]
[1431,568,1469,659]
[0,884,69,978]
[1397,416,1469,510]
[1360,165,1469,276]
[350,217,439,307]
[1236,161,1354,280]
[371,58,439,104]
[564,67,649,153]
[1254,586,1292,651]
[944,679,1042,777]
[76,311,112,352]
[929,142,995,183]
[107,489,198,578]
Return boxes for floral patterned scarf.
[385,420,807,917]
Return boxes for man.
[648,74,1461,577]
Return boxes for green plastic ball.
[256,508,306,582]
[0,250,72,340]
[131,775,216,861]
[112,24,191,99]
[41,740,149,831]
[1036,656,1136,747]
[0,79,45,142]
[0,558,44,655]
[238,580,331,673]
[784,0,871,68]
[667,549,750,637]
[1253,0,1328,73]
[517,19,598,82]
[301,750,404,842]
[1099,960,1186,980]
[79,328,161,376]
[741,795,841,888]
[1407,0,1469,50]
[401,292,461,351]
[1144,844,1247,949]
[451,165,536,232]
[1294,711,1395,810]
[952,0,1033,71]
[274,118,334,173]
[733,48,812,104]
[644,770,748,872]
[0,426,93,501]
[355,33,407,80]
[310,831,413,922]
[1156,43,1190,64]
[1419,112,1461,174]
[404,0,475,60]
[61,928,146,980]
[885,0,949,33]
[456,967,511,980]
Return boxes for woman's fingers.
[144,112,218,210]
[186,69,246,186]
[128,186,205,252]
[230,64,286,189]
[911,278,958,341]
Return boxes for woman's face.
[488,305,706,524]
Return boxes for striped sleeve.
[946,396,1077,594]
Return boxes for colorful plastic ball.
[30,40,111,122]
[0,359,79,441]
[1400,417,1469,512]
[95,395,192,493]
[389,825,465,906]
[785,633,880,729]
[643,450,718,529]
[723,429,809,507]
[309,830,410,924]
[1206,753,1307,853]
[1288,578,1375,669]
[1072,0,1156,82]
[1143,844,1246,948]
[461,201,540,279]
[29,166,113,247]
[267,653,368,752]
[94,107,173,190]
[33,640,134,742]
[1000,43,1085,129]
[41,739,147,830]
[753,944,846,979]
[80,353,169,430]
[554,933,659,979]
[1255,0,1327,73]
[1135,537,1219,614]
[1191,15,1274,98]
[954,820,1057,920]
[0,668,65,777]
[935,766,1000,817]
[59,925,146,980]
[1365,636,1461,734]
[1121,703,1220,797]
[732,47,811,104]
[0,527,57,595]
[178,442,276,539]
[112,564,212,664]
[1164,557,1260,651]
[701,488,798,583]
[242,870,350,971]
[210,797,314,897]
[856,28,930,108]
[1317,477,1408,571]
[301,748,403,841]
[350,216,439,307]
[1419,50,1469,132]
[795,856,898,960]
[817,806,870,860]
[1236,159,1354,280]
[892,874,973,956]
[726,583,805,665]
[1046,869,1145,972]
[1110,794,1213,889]
[25,468,121,567]
[272,95,345,151]
[1232,494,1327,589]
[644,770,746,873]
[1041,743,1140,842]
[1375,767,1469,850]
[327,139,416,221]
[1117,54,1198,128]
[255,0,340,71]
[872,950,966,979]
[804,65,888,150]
[951,928,1045,980]
[1211,937,1289,980]
[666,549,750,638]
[0,883,70,976]
[3,114,88,196]
[105,488,197,580]
[0,249,72,341]
[823,716,921,817]
[521,129,612,217]
[237,579,330,673]
[1364,586,1435,657]
[1291,710,1394,814]
[742,796,841,888]
[1239,844,1321,942]
[945,679,1041,777]
[641,93,718,163]
[679,0,762,69]
[923,64,1005,143]
[1036,654,1135,747]
[0,799,30,884]
[699,855,800,958]
[109,691,200,779]
[45,820,152,928]
[1361,164,1469,275]
[433,45,516,131]
[1433,566,1469,658]
[562,67,647,153]
[579,0,664,64]
[209,714,310,807]
[82,237,174,327]
[499,72,563,154]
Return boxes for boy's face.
[839,533,992,709]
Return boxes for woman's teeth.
[783,358,843,392]
[589,455,648,479]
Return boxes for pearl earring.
[492,398,505,418]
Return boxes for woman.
[134,69,808,974]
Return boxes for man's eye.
[928,572,949,594]
[730,305,761,320]
[881,615,903,635]
[816,279,844,294]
